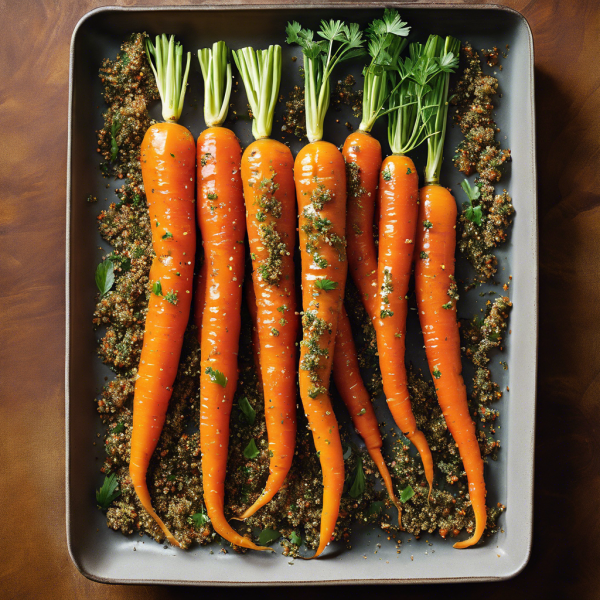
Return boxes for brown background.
[1,0,599,598]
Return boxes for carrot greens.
[198,41,233,127]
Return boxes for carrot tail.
[406,430,434,498]
[130,471,181,548]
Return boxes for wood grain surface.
[1,0,599,597]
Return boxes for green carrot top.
[421,35,460,185]
[286,19,366,143]
[145,35,191,123]
[198,41,233,128]
[359,9,410,133]
[233,45,282,140]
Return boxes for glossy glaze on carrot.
[415,184,486,548]
[130,122,196,548]
[237,138,299,519]
[333,307,401,513]
[376,154,434,491]
[197,127,268,551]
[343,131,382,319]
[296,140,348,558]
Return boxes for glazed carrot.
[196,42,268,551]
[372,41,454,495]
[287,19,365,558]
[343,10,409,319]
[333,308,400,513]
[233,45,299,519]
[414,36,486,549]
[130,35,194,548]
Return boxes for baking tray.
[66,3,537,586]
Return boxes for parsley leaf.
[162,231,173,240]
[238,397,256,426]
[258,528,281,545]
[243,439,260,459]
[400,485,415,503]
[191,511,209,528]
[96,472,121,510]
[348,456,366,498]
[95,259,114,297]
[461,179,483,226]
[366,500,385,517]
[315,278,338,291]
[152,280,163,296]
[205,366,227,388]
[113,422,124,434]
[289,531,302,546]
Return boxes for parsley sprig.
[315,278,338,291]
[286,19,366,142]
[205,366,227,388]
[95,259,114,297]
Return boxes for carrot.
[414,36,486,549]
[232,45,299,520]
[343,10,409,319]
[333,308,400,513]
[196,42,268,551]
[287,19,365,558]
[372,40,454,495]
[129,34,194,548]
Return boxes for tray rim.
[65,1,537,586]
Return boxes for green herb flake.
[420,251,429,259]
[348,456,366,498]
[238,397,256,426]
[96,472,121,510]
[442,301,453,310]
[162,231,174,240]
[289,531,302,546]
[207,192,218,200]
[152,280,163,296]
[406,167,412,174]
[113,422,124,434]
[433,368,442,379]
[357,408,366,416]
[315,279,338,291]
[95,259,115,297]
[191,512,209,528]
[243,439,260,459]
[205,366,227,388]
[423,220,433,229]
[165,290,178,305]
[258,528,281,545]
[382,169,392,181]
[400,485,415,503]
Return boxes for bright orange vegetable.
[333,308,400,513]
[376,154,434,492]
[415,184,486,548]
[234,45,299,519]
[415,35,484,548]
[129,35,194,548]
[196,43,268,551]
[343,131,381,319]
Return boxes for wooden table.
[2,0,598,597]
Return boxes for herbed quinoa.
[451,43,515,281]
[92,34,508,554]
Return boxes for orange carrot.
[129,35,194,548]
[196,43,268,551]
[333,308,400,513]
[376,154,434,492]
[233,46,299,519]
[287,18,367,557]
[415,35,485,548]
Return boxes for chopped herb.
[207,192,218,200]
[289,531,302,546]
[400,485,415,503]
[152,280,163,296]
[191,512,209,528]
[442,301,453,310]
[170,153,175,158]
[380,308,394,318]
[258,528,281,545]
[423,220,433,229]
[315,279,338,291]
[357,408,366,416]
[406,167,412,174]
[382,169,392,181]
[433,368,441,379]
[162,231,173,239]
[238,397,256,425]
[96,472,121,510]
[348,456,366,498]
[95,259,115,297]
[420,251,429,259]
[243,439,260,459]
[113,422,124,434]
[461,179,483,226]
[165,290,178,305]
[205,366,227,388]
[271,328,280,337]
